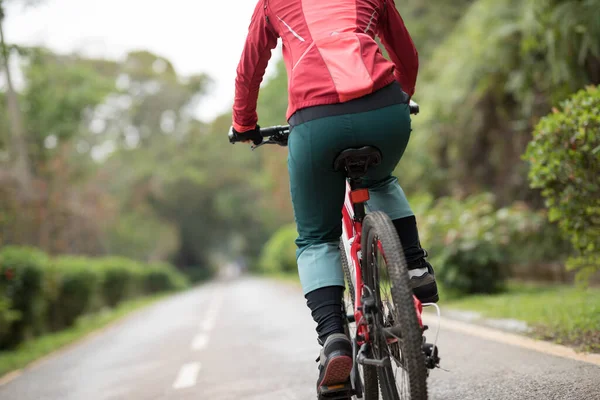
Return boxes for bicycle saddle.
[333,146,382,179]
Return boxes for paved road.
[0,278,598,400]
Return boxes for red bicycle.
[229,101,441,400]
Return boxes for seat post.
[333,146,382,222]
[348,177,367,222]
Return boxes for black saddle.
[333,146,382,179]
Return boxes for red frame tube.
[341,185,424,346]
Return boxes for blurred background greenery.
[0,0,598,353]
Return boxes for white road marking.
[201,318,215,332]
[174,290,225,391]
[201,293,223,332]
[191,333,209,351]
[172,362,201,390]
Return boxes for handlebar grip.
[228,126,265,145]
[260,125,287,137]
[409,100,419,115]
[228,127,240,143]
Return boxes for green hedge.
[416,193,568,295]
[0,247,48,347]
[524,85,600,282]
[258,224,298,275]
[0,246,188,350]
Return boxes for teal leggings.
[288,104,414,295]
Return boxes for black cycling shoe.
[316,333,353,392]
[409,260,439,303]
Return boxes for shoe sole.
[419,293,439,303]
[412,280,439,303]
[319,355,353,387]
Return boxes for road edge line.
[428,315,600,367]
[255,277,600,367]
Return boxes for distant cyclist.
[230,0,438,393]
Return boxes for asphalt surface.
[0,277,598,400]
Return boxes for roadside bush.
[100,257,145,307]
[0,246,189,350]
[258,224,298,274]
[417,193,567,295]
[143,262,188,293]
[0,298,19,338]
[0,246,48,347]
[50,256,104,329]
[524,85,600,282]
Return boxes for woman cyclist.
[229,0,438,393]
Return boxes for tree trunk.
[0,8,32,194]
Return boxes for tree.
[0,0,32,193]
[399,0,600,205]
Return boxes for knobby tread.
[361,211,428,400]
[340,240,379,400]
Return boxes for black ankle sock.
[305,286,345,345]
[392,215,427,268]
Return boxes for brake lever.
[251,139,272,151]
[250,133,289,150]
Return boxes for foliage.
[524,85,600,282]
[22,48,115,166]
[399,0,600,204]
[258,224,298,275]
[400,0,477,61]
[417,193,568,294]
[0,246,188,350]
[0,46,246,275]
[48,256,104,328]
[143,262,188,293]
[106,208,179,263]
[97,257,141,307]
[0,246,47,346]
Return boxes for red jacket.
[232,0,418,132]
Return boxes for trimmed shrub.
[0,297,20,337]
[0,246,189,350]
[524,85,600,282]
[143,262,188,293]
[50,256,103,329]
[100,257,144,307]
[0,246,48,346]
[258,224,298,275]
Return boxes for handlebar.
[229,100,419,149]
[409,99,419,115]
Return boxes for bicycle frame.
[340,180,425,347]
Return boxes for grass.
[442,282,600,352]
[0,294,167,379]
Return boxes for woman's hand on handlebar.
[229,125,263,145]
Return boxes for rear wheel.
[341,240,379,400]
[361,212,427,400]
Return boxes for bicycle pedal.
[318,381,354,400]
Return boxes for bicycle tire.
[361,212,427,400]
[340,240,379,400]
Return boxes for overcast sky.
[5,0,281,122]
